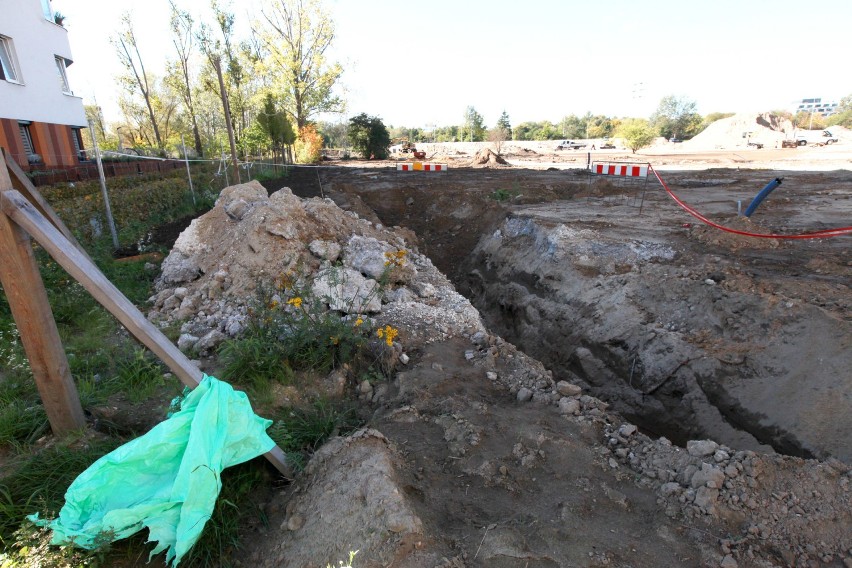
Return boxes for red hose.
[649,165,852,239]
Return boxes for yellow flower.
[269,300,279,309]
[377,325,399,347]
[383,249,408,268]
[330,336,339,345]
[355,317,364,327]
[287,297,303,308]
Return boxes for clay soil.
[241,143,851,567]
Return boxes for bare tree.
[168,1,203,156]
[487,128,508,155]
[112,13,164,152]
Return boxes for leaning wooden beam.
[0,189,292,477]
[1,148,91,261]
[0,163,86,434]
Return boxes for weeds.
[180,462,268,568]
[0,439,121,547]
[219,335,294,392]
[219,264,401,393]
[490,187,519,202]
[268,399,362,469]
[115,349,167,403]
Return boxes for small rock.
[687,439,719,457]
[720,554,738,568]
[486,371,498,381]
[359,380,373,394]
[400,353,410,365]
[659,482,681,497]
[411,281,436,298]
[464,350,475,361]
[704,278,716,285]
[558,398,580,415]
[516,387,533,402]
[694,486,719,511]
[286,514,304,531]
[714,449,730,463]
[691,463,726,489]
[177,333,199,352]
[556,381,582,397]
[618,424,638,437]
[308,239,342,262]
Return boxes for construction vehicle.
[796,130,838,146]
[390,139,415,153]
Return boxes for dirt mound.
[683,112,794,150]
[148,180,487,356]
[691,215,782,251]
[468,147,510,168]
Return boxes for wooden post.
[0,189,292,477]
[0,162,86,434]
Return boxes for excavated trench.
[261,167,852,463]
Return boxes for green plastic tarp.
[29,374,275,566]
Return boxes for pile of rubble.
[147,181,485,356]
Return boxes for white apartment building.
[0,0,87,169]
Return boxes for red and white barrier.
[592,162,648,178]
[397,162,448,172]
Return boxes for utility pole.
[213,56,240,185]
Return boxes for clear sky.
[53,0,852,129]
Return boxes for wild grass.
[0,438,121,547]
[268,399,362,470]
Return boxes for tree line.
[88,0,852,162]
[89,0,342,165]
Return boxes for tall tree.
[496,111,512,139]
[617,119,656,153]
[348,113,390,159]
[168,1,203,156]
[256,0,344,129]
[650,95,701,140]
[257,93,296,162]
[112,13,164,152]
[463,106,485,142]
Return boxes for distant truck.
[795,130,838,147]
[555,140,586,150]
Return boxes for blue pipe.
[744,177,783,217]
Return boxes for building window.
[55,56,71,93]
[0,36,21,83]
